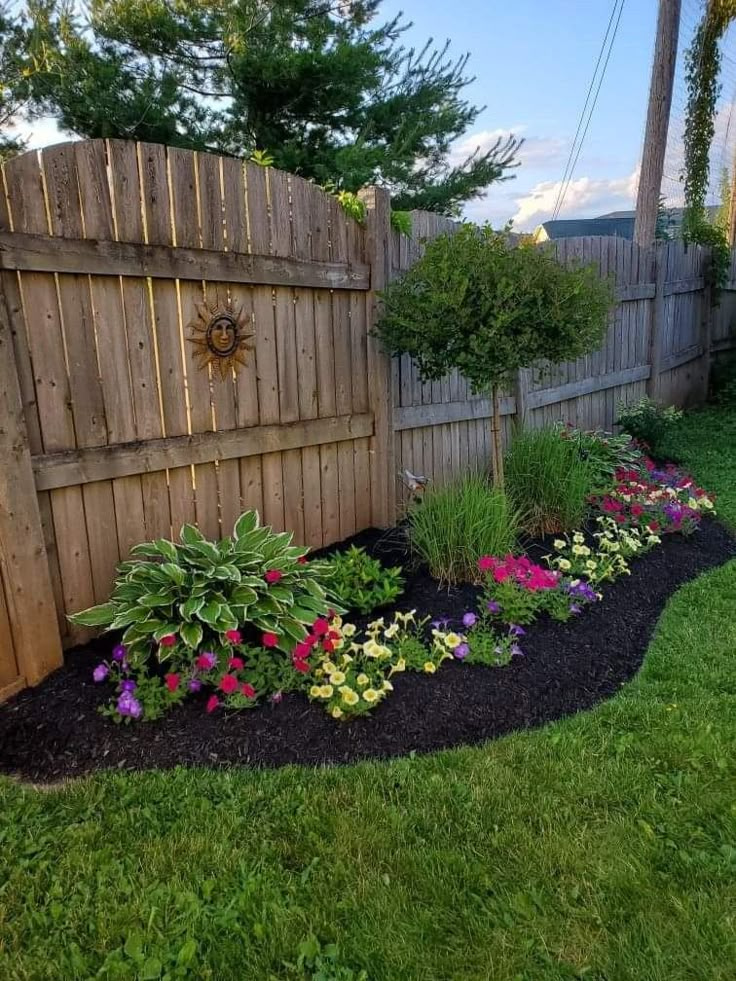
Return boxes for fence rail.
[0,139,733,697]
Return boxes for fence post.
[359,186,396,528]
[699,249,713,402]
[646,240,667,402]
[0,280,63,685]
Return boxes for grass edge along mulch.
[1,404,736,980]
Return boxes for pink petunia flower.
[164,673,180,692]
[262,632,279,648]
[264,569,283,584]
[206,695,219,713]
[225,629,242,644]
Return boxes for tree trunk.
[490,385,504,487]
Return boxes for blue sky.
[380,0,659,228]
[11,0,662,230]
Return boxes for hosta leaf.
[290,605,321,624]
[198,601,222,626]
[258,595,282,615]
[67,602,116,627]
[139,592,175,608]
[252,617,278,633]
[267,586,293,604]
[109,606,153,629]
[180,524,205,546]
[153,624,180,642]
[230,585,258,606]
[188,540,222,564]
[180,596,205,621]
[279,619,306,643]
[160,563,187,586]
[233,510,260,540]
[180,622,203,648]
[211,564,241,582]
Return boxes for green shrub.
[616,397,683,456]
[68,511,335,667]
[505,426,595,536]
[557,424,641,491]
[323,545,404,615]
[407,474,520,584]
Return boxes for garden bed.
[1,517,733,784]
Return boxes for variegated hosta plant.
[69,511,338,668]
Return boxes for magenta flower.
[92,663,109,683]
[188,678,202,693]
[112,644,127,662]
[196,652,217,671]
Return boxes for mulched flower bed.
[1,519,734,783]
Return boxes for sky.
[8,0,667,231]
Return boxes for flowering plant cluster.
[593,460,715,537]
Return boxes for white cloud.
[464,168,640,232]
[6,115,67,151]
[450,127,567,172]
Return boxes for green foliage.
[617,397,683,456]
[504,426,596,536]
[407,474,520,583]
[462,626,515,667]
[0,3,34,160]
[68,510,334,663]
[2,406,736,981]
[390,210,412,236]
[711,356,736,405]
[558,424,640,491]
[682,1,736,291]
[375,225,613,393]
[323,545,404,615]
[24,0,520,215]
[335,189,367,224]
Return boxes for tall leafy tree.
[23,0,520,213]
[0,3,33,160]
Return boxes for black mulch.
[1,520,734,783]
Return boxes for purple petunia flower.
[117,690,142,719]
[431,618,450,630]
[462,612,478,628]
[112,643,127,662]
[92,663,109,683]
[188,678,202,693]
[270,691,283,704]
[486,600,501,614]
[509,624,526,637]
[453,642,470,660]
[120,679,137,693]
[565,580,598,603]
[569,603,582,615]
[510,643,524,657]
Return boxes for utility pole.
[633,0,681,248]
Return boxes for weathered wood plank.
[33,414,374,491]
[0,230,371,290]
[661,343,703,372]
[394,395,517,430]
[525,365,651,411]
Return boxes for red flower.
[219,673,239,694]
[322,638,335,652]
[264,569,283,584]
[225,629,242,644]
[312,618,329,636]
[305,633,319,648]
[293,659,310,674]
[615,514,626,524]
[294,641,312,659]
[297,556,308,565]
[196,652,217,671]
[241,682,256,698]
[228,656,245,670]
[262,632,279,648]
[648,520,660,532]
[206,695,219,713]
[159,634,176,647]
[164,673,180,692]
[478,556,495,573]
[630,503,644,517]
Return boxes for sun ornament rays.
[187,298,255,379]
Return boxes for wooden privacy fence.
[0,139,732,697]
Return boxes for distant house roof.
[534,214,635,242]
[533,205,720,243]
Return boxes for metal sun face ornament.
[187,299,255,378]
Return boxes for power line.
[551,0,626,220]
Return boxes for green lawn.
[2,408,736,980]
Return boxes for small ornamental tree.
[375,225,613,483]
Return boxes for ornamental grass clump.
[407,474,520,584]
[505,425,596,536]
